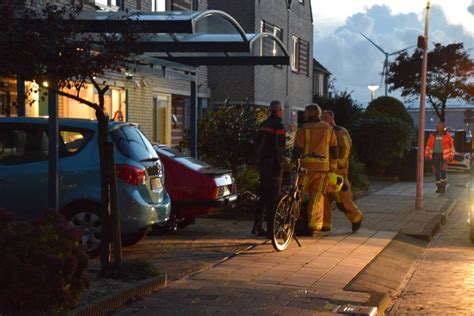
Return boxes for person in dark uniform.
[252,100,286,237]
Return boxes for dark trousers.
[255,164,282,233]
[432,153,447,185]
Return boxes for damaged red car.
[153,144,238,229]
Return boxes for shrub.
[314,91,363,127]
[365,96,414,126]
[0,209,90,314]
[350,117,414,176]
[234,165,260,194]
[180,105,265,170]
[348,154,369,193]
[103,258,160,282]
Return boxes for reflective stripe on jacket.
[425,132,454,161]
[334,125,351,169]
[294,121,338,172]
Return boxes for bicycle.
[271,153,325,251]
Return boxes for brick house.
[0,0,210,147]
[313,58,331,99]
[207,0,313,127]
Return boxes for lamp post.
[415,0,431,209]
[368,85,379,101]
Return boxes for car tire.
[122,226,151,246]
[62,201,102,258]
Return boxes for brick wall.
[254,0,313,114]
[207,0,314,119]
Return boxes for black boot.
[439,183,446,193]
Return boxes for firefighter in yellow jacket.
[293,104,338,236]
[321,110,364,232]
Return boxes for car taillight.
[116,164,146,185]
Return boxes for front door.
[153,94,171,145]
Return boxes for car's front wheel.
[63,202,102,258]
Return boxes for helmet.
[327,172,344,192]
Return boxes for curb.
[343,197,458,315]
[68,274,167,316]
[401,198,458,241]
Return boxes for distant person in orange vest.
[425,121,454,193]
[321,110,364,232]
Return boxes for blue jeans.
[431,153,447,185]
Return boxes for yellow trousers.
[299,171,328,232]
[323,168,363,230]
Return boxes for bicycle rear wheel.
[271,194,297,251]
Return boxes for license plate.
[151,177,162,190]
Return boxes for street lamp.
[415,0,431,209]
[368,85,379,101]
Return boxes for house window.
[261,20,284,57]
[291,36,299,72]
[170,0,192,10]
[151,0,166,11]
[291,36,310,75]
[95,0,118,7]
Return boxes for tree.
[388,42,474,122]
[0,1,142,272]
[313,90,362,127]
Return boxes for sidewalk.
[387,185,474,314]
[114,175,466,315]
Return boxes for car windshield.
[110,125,158,161]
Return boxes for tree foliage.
[0,0,143,272]
[181,105,265,170]
[388,42,474,122]
[365,96,414,127]
[0,0,140,96]
[350,117,413,176]
[313,90,362,127]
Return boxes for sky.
[311,0,474,105]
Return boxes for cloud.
[314,4,474,105]
[468,4,474,15]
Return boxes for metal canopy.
[136,33,290,66]
[129,34,250,52]
[70,10,248,39]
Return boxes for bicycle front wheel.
[271,194,297,251]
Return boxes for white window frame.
[291,35,299,72]
[151,0,167,11]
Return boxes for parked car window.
[0,126,48,165]
[60,130,92,155]
[110,125,158,161]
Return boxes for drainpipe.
[285,3,291,125]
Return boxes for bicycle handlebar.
[284,150,326,160]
